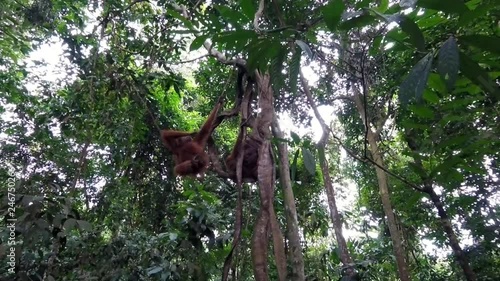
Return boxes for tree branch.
[253,0,266,31]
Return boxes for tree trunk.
[353,92,412,281]
[405,136,477,281]
[251,72,287,281]
[426,186,477,281]
[318,146,355,275]
[368,134,411,281]
[272,117,306,281]
[300,72,355,277]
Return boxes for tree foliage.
[1,0,499,280]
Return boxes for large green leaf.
[213,30,256,48]
[369,35,382,56]
[270,45,288,94]
[166,9,196,32]
[63,218,77,232]
[427,73,447,95]
[460,35,500,55]
[423,89,440,103]
[430,155,465,178]
[247,39,281,71]
[459,52,500,100]
[409,104,435,119]
[372,11,425,51]
[240,0,256,21]
[339,14,377,31]
[458,1,497,26]
[399,52,434,105]
[375,0,389,12]
[397,15,426,51]
[290,131,301,144]
[189,35,209,51]
[214,5,246,29]
[289,47,301,95]
[76,220,93,231]
[437,36,459,91]
[322,0,345,32]
[302,147,316,176]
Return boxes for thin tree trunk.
[426,187,477,281]
[368,134,411,281]
[318,148,355,273]
[272,118,306,281]
[300,73,355,276]
[405,136,477,281]
[425,187,477,281]
[353,90,412,281]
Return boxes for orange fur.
[161,100,223,177]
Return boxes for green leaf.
[214,30,256,48]
[423,89,440,103]
[410,105,435,119]
[373,12,425,51]
[460,35,500,55]
[189,35,209,51]
[240,0,256,21]
[207,12,225,30]
[397,15,426,51]
[259,40,284,71]
[322,0,345,32]
[427,73,447,95]
[399,52,434,105]
[246,43,262,72]
[458,2,497,26]
[459,52,500,100]
[290,131,301,144]
[437,135,470,150]
[437,36,459,91]
[369,36,382,56]
[56,21,68,33]
[417,12,447,28]
[339,14,377,31]
[289,47,301,95]
[402,121,430,130]
[431,159,465,183]
[246,38,280,70]
[376,0,389,12]
[270,46,288,94]
[63,218,77,232]
[443,169,464,183]
[295,40,313,59]
[166,9,196,32]
[35,218,49,229]
[214,5,245,29]
[416,0,468,15]
[302,147,316,175]
[76,220,93,231]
